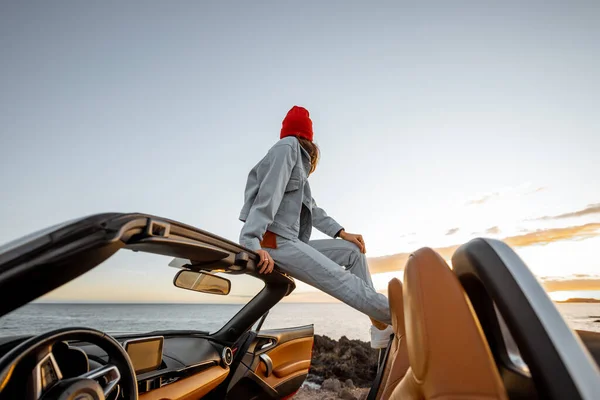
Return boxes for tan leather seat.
[378,278,410,399]
[390,247,508,400]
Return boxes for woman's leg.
[268,237,391,325]
[308,239,389,329]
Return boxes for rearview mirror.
[173,270,231,295]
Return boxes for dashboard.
[80,334,232,395]
[0,332,233,397]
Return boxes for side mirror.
[173,270,231,295]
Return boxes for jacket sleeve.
[311,197,344,238]
[239,143,296,251]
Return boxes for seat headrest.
[388,278,406,338]
[403,247,507,399]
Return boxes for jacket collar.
[297,139,312,177]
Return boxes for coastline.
[555,298,600,304]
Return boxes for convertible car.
[0,212,598,400]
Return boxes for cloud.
[532,203,600,221]
[446,228,460,236]
[465,184,547,206]
[485,226,501,234]
[367,222,600,275]
[539,275,600,292]
[466,192,500,205]
[528,186,547,194]
[368,245,458,275]
[503,223,600,247]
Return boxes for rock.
[339,388,358,400]
[322,378,342,392]
[294,385,369,400]
[309,335,379,387]
[306,373,324,385]
[344,379,355,389]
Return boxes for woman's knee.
[338,240,363,259]
[348,247,367,268]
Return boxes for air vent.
[221,347,233,367]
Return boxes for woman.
[239,106,392,348]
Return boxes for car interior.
[367,240,600,400]
[376,248,508,399]
[0,213,598,400]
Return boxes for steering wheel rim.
[0,327,137,400]
[452,238,600,400]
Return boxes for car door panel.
[226,324,314,399]
[254,335,313,388]
[273,359,311,378]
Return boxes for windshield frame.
[0,213,295,345]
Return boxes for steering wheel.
[0,327,137,400]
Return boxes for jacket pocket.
[285,177,301,192]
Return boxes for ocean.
[1,302,599,341]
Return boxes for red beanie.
[280,106,314,141]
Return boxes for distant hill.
[556,298,600,304]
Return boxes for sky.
[0,1,599,303]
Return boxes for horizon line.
[31,298,600,305]
[32,301,342,305]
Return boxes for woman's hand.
[256,249,275,274]
[339,230,366,253]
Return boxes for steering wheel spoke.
[32,351,63,399]
[80,364,121,397]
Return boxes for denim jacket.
[239,136,343,251]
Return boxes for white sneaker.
[370,325,394,349]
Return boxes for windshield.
[0,249,265,336]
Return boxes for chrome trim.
[486,239,600,399]
[259,339,275,350]
[259,354,273,377]
[221,347,233,367]
[81,364,121,396]
[493,302,531,377]
[33,351,63,399]
[180,360,216,371]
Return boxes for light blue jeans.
[265,236,392,325]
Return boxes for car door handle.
[259,354,273,377]
[259,339,276,351]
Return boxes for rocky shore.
[295,379,369,400]
[295,334,379,400]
